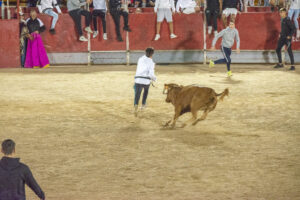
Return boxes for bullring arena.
[0,64,300,199]
[1,1,300,200]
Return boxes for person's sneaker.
[85,26,93,33]
[209,59,215,68]
[93,31,99,38]
[227,70,232,77]
[79,36,88,42]
[208,26,212,34]
[141,104,147,111]
[274,63,284,68]
[103,33,107,40]
[123,26,132,32]
[49,28,56,35]
[170,33,177,39]
[117,36,123,42]
[154,34,160,41]
[289,66,295,71]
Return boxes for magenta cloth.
[25,33,49,68]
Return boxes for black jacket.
[26,18,46,34]
[109,0,121,11]
[0,157,45,200]
[222,0,242,11]
[207,0,220,10]
[280,17,296,38]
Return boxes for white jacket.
[40,0,62,13]
[176,0,196,12]
[290,0,300,9]
[135,55,156,85]
[154,0,175,12]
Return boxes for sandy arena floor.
[0,64,299,200]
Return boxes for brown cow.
[163,83,229,128]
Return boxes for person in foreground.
[209,21,240,77]
[0,139,45,200]
[25,9,50,69]
[134,47,157,116]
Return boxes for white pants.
[222,8,237,17]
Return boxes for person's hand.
[34,31,39,34]
[210,46,216,51]
[236,48,240,54]
[287,36,291,39]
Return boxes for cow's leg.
[192,109,209,126]
[170,107,182,128]
[164,119,172,127]
[181,111,198,128]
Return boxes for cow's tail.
[216,88,229,101]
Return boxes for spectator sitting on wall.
[221,0,243,28]
[269,0,285,11]
[154,0,177,40]
[134,0,155,8]
[264,0,270,6]
[176,0,200,14]
[40,0,62,34]
[0,139,45,200]
[25,9,50,68]
[245,0,254,6]
[288,0,300,39]
[92,0,108,40]
[205,0,221,36]
[67,0,93,42]
[109,0,132,42]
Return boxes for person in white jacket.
[154,0,177,40]
[176,0,200,14]
[40,0,62,34]
[134,47,156,116]
[288,0,300,39]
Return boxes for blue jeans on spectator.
[264,0,270,6]
[44,9,59,29]
[288,9,300,29]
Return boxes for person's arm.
[287,18,296,39]
[149,63,157,81]
[211,29,225,48]
[235,29,240,53]
[37,18,46,33]
[154,0,159,12]
[238,0,243,12]
[175,0,181,12]
[170,0,175,12]
[23,165,45,200]
[219,0,223,11]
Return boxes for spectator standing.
[288,0,300,39]
[19,11,29,67]
[0,139,45,200]
[274,8,296,70]
[176,0,200,14]
[40,0,62,34]
[25,10,50,68]
[134,47,156,116]
[92,0,108,40]
[109,0,132,42]
[67,0,93,42]
[221,0,243,28]
[205,0,221,36]
[154,0,177,40]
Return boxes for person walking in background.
[25,9,50,68]
[67,0,93,42]
[92,0,108,40]
[205,0,221,36]
[288,0,300,39]
[0,139,45,200]
[274,8,296,70]
[154,0,177,40]
[40,0,62,34]
[134,47,156,116]
[221,0,243,28]
[109,0,132,42]
[209,21,240,77]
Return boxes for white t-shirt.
[93,0,107,10]
[290,0,300,9]
[154,0,175,12]
[176,0,196,12]
[135,55,156,85]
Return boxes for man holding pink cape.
[25,10,50,69]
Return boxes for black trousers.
[69,9,91,36]
[92,9,106,33]
[276,36,294,65]
[110,9,129,37]
[134,83,150,106]
[205,9,218,31]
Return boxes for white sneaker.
[140,105,147,110]
[170,33,177,39]
[208,26,212,34]
[154,34,160,41]
[93,31,98,38]
[85,26,93,34]
[214,31,218,36]
[79,36,88,42]
[103,33,107,40]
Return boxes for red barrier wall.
[0,20,20,68]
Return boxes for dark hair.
[279,8,287,12]
[145,47,154,58]
[2,139,15,155]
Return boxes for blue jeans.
[134,83,150,106]
[264,0,269,6]
[288,9,300,29]
[44,9,59,29]
[214,46,232,71]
